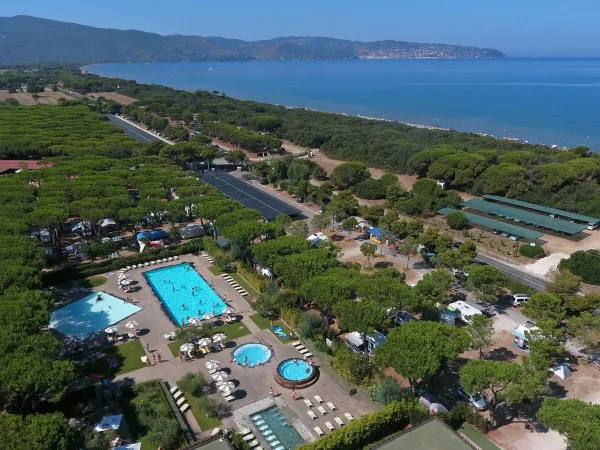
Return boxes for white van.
[511,294,529,306]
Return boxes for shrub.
[298,312,327,340]
[312,335,332,354]
[509,280,536,297]
[237,263,268,292]
[446,211,468,230]
[558,250,600,285]
[438,402,491,433]
[213,253,233,270]
[519,244,545,258]
[280,307,301,330]
[331,346,375,384]
[179,372,206,397]
[355,179,387,200]
[296,400,424,450]
[376,377,414,405]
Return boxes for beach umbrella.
[205,360,220,370]
[212,371,229,381]
[125,321,138,329]
[202,312,215,320]
[212,333,227,343]
[180,343,195,353]
[105,326,118,334]
[222,307,235,315]
[198,338,212,347]
[188,317,203,326]
[218,381,235,392]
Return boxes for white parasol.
[212,333,227,343]
[198,338,212,347]
[104,326,118,334]
[212,371,229,381]
[125,321,138,329]
[221,307,235,315]
[188,317,203,326]
[202,312,215,320]
[205,360,220,370]
[218,381,235,392]
[180,343,195,353]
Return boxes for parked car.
[456,385,488,410]
[501,232,509,237]
[587,223,599,230]
[492,229,500,235]
[509,235,520,241]
[511,293,529,306]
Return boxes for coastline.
[83,62,586,152]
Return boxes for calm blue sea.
[89,59,600,150]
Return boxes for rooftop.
[371,418,475,450]
[482,195,600,225]
[437,208,544,241]
[460,199,586,235]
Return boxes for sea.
[89,58,600,151]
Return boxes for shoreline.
[83,63,579,152]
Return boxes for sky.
[3,0,599,57]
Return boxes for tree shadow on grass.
[374,261,393,269]
[485,347,517,362]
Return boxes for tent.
[93,414,123,432]
[100,218,117,228]
[551,365,573,380]
[149,229,168,240]
[115,444,141,450]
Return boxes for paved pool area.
[49,291,141,339]
[144,262,227,325]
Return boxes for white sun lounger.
[174,255,179,260]
[176,397,186,406]
[303,399,314,408]
[248,440,259,448]
[169,386,179,394]
[314,395,323,403]
[317,406,327,415]
[292,341,303,347]
[224,395,235,402]
[334,417,345,427]
[173,391,184,400]
[326,402,337,411]
[314,426,325,436]
[242,434,254,442]
[325,421,335,432]
[180,403,190,413]
[344,412,354,422]
[239,428,252,436]
[307,410,318,420]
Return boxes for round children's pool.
[232,343,272,367]
[278,359,314,381]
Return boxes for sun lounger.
[248,440,259,448]
[317,406,327,415]
[344,412,354,422]
[210,428,220,436]
[224,395,235,402]
[334,417,345,427]
[176,397,186,406]
[174,255,179,260]
[296,346,307,352]
[326,402,337,411]
[180,403,190,413]
[299,348,310,354]
[303,399,314,408]
[170,385,179,394]
[144,262,149,266]
[168,257,173,261]
[242,434,255,441]
[292,341,303,347]
[173,391,184,400]
[313,395,323,403]
[303,352,313,358]
[162,258,167,262]
[307,410,318,420]
[314,426,325,437]
[325,422,335,432]
[126,266,132,270]
[239,428,252,436]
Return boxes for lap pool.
[50,292,141,339]
[145,262,226,325]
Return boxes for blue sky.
[4,0,599,56]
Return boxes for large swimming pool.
[50,291,141,339]
[145,263,226,325]
[251,407,305,450]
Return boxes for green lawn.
[209,266,223,276]
[178,383,222,430]
[249,314,293,343]
[168,322,251,357]
[79,275,107,288]
[459,423,502,450]
[82,340,146,377]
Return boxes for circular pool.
[232,343,272,367]
[274,358,319,389]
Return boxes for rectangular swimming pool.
[50,291,141,339]
[145,262,227,325]
[250,406,305,450]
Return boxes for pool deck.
[76,253,375,443]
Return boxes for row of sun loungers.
[201,252,214,264]
[303,393,355,437]
[122,256,180,271]
[168,384,190,414]
[239,428,263,449]
[292,340,313,358]
[220,273,249,297]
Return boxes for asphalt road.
[475,253,548,291]
[106,114,162,143]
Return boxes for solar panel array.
[198,171,303,221]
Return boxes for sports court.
[198,171,303,221]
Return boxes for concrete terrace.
[90,253,374,444]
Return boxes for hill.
[0,15,505,64]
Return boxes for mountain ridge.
[0,15,506,64]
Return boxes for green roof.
[438,208,544,241]
[482,195,600,225]
[460,199,586,235]
[372,418,474,450]
[187,439,232,450]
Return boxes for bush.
[355,179,387,200]
[298,312,327,340]
[280,307,301,330]
[237,263,268,292]
[312,335,331,354]
[509,281,536,297]
[179,372,206,397]
[438,402,491,433]
[446,211,468,230]
[331,345,375,384]
[296,400,424,450]
[558,250,600,285]
[41,238,204,286]
[519,244,545,258]
[376,377,414,405]
[213,253,233,270]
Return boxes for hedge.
[437,402,491,433]
[296,399,425,450]
[558,250,600,285]
[518,244,544,258]
[41,238,204,286]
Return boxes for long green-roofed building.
[438,208,544,241]
[460,199,586,235]
[482,195,600,226]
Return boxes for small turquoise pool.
[145,263,226,325]
[232,343,272,367]
[251,406,304,450]
[278,359,314,382]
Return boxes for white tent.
[93,414,123,432]
[551,365,573,380]
[115,444,142,450]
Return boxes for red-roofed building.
[0,160,52,175]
